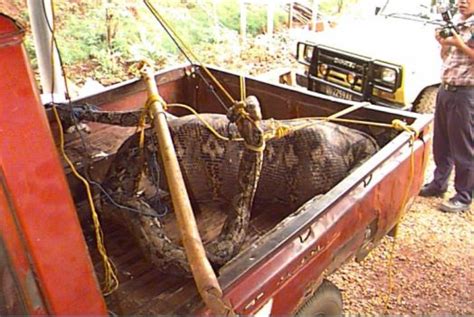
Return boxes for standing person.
[419,0,474,212]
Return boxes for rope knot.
[391,119,419,139]
[263,119,293,142]
[146,94,167,111]
[275,125,291,139]
[227,101,247,123]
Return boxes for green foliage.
[56,17,103,64]
[217,1,288,36]
[25,0,361,85]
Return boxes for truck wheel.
[413,86,438,113]
[295,279,343,316]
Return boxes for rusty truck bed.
[54,65,432,315]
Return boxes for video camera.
[439,8,457,38]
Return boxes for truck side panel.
[0,14,107,315]
[209,135,430,315]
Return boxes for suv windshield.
[379,0,445,21]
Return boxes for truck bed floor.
[82,201,289,315]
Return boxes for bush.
[217,1,288,36]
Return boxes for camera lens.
[440,28,453,38]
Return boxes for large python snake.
[57,98,379,275]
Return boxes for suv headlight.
[381,67,397,84]
[373,62,401,91]
[305,46,314,63]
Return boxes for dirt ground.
[329,155,474,315]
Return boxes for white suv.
[294,0,451,113]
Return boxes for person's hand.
[448,31,466,49]
[436,29,465,49]
[435,28,445,44]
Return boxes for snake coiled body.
[59,103,379,275]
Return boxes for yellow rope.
[240,75,246,102]
[166,103,242,141]
[323,116,393,128]
[49,0,118,295]
[382,130,417,313]
[165,103,420,147]
[140,93,166,147]
[146,93,166,111]
[164,103,270,152]
[52,106,119,295]
[243,141,266,153]
[261,119,295,140]
[166,102,260,145]
[391,119,420,138]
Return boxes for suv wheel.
[295,279,343,316]
[414,86,438,114]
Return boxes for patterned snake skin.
[57,98,379,275]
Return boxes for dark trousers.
[432,86,473,204]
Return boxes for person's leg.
[446,89,473,205]
[422,88,453,194]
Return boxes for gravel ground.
[329,156,474,315]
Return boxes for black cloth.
[432,86,474,204]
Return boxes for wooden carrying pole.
[140,65,235,316]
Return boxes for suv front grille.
[308,45,373,100]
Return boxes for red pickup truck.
[0,13,432,316]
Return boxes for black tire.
[295,279,343,316]
[413,86,438,114]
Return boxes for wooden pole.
[140,65,235,317]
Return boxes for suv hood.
[306,15,441,68]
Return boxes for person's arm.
[451,31,474,59]
[437,30,474,59]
